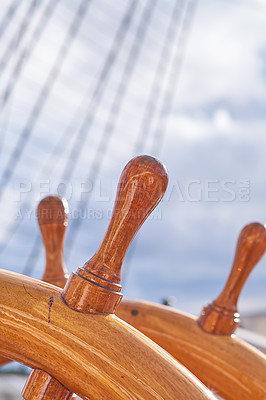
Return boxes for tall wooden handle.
[38,196,69,288]
[62,155,168,313]
[23,156,168,399]
[198,222,266,335]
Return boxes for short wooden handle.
[23,196,73,400]
[198,222,266,335]
[62,155,168,313]
[38,196,69,288]
[24,157,168,399]
[1,197,71,395]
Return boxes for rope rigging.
[151,0,198,156]
[0,0,22,40]
[64,0,159,259]
[0,0,198,280]
[0,0,92,201]
[22,0,139,275]
[0,0,61,112]
[124,0,198,288]
[0,0,43,77]
[123,0,188,288]
[134,0,186,154]
[59,0,139,187]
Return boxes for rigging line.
[0,0,22,40]
[151,0,198,156]
[60,0,139,187]
[134,0,186,154]
[0,0,92,201]
[65,0,158,260]
[123,0,198,290]
[123,0,186,290]
[0,98,88,258]
[0,0,43,77]
[124,0,198,297]
[0,71,97,255]
[0,0,61,112]
[21,0,140,276]
[0,96,13,162]
[0,29,115,258]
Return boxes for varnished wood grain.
[24,155,166,398]
[198,222,266,334]
[23,196,74,399]
[0,270,216,400]
[56,155,168,397]
[117,222,266,399]
[38,195,69,288]
[83,155,169,283]
[117,299,266,400]
[0,196,70,369]
[22,370,73,400]
[0,354,11,366]
[1,156,216,399]
[63,155,169,314]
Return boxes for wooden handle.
[62,155,168,314]
[0,196,71,367]
[38,196,69,288]
[22,370,73,400]
[23,196,74,400]
[23,156,168,399]
[198,222,266,335]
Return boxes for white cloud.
[213,108,233,133]
[177,0,266,108]
[166,107,237,141]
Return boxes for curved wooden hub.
[198,222,266,335]
[38,195,69,288]
[117,299,266,400]
[62,155,168,314]
[0,270,216,400]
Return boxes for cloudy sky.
[0,0,266,317]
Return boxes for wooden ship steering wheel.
[0,156,216,400]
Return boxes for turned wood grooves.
[198,222,266,335]
[62,155,168,314]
